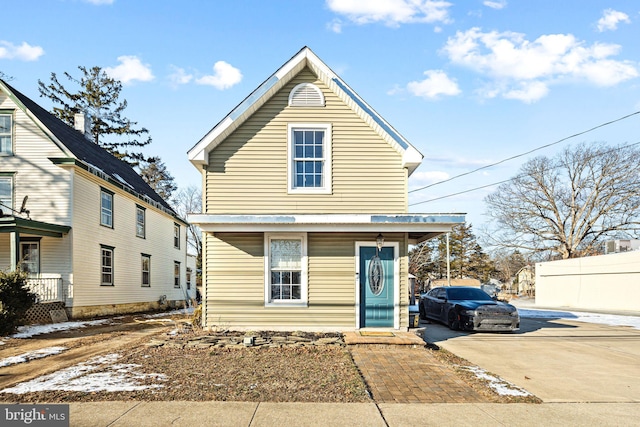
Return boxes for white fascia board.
[403,145,424,176]
[188,213,465,233]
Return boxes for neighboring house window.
[288,83,325,107]
[287,124,332,194]
[100,188,114,228]
[136,205,145,238]
[174,261,180,288]
[186,267,192,290]
[141,254,151,287]
[174,223,180,249]
[20,240,40,274]
[265,233,307,305]
[101,245,114,286]
[0,112,12,155]
[0,174,13,213]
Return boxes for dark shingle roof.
[1,79,177,216]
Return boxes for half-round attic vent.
[289,83,325,107]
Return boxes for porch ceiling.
[0,216,71,238]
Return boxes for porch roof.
[188,213,465,243]
[0,216,71,238]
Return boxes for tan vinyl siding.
[71,170,186,307]
[205,68,407,214]
[204,231,409,330]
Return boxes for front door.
[359,246,394,327]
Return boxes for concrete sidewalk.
[69,401,640,426]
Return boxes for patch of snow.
[142,307,194,319]
[10,319,115,339]
[518,308,640,330]
[0,346,68,368]
[1,353,167,394]
[462,366,532,397]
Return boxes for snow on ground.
[9,319,115,339]
[518,308,640,330]
[142,307,194,319]
[461,366,532,397]
[1,353,167,394]
[0,346,68,368]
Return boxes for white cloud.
[441,27,639,101]
[168,66,193,87]
[483,0,507,10]
[409,170,450,188]
[104,56,154,84]
[503,81,549,103]
[327,19,343,33]
[0,41,44,61]
[407,69,461,99]
[326,0,453,27]
[82,0,114,4]
[196,61,242,90]
[597,9,630,32]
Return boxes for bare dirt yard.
[0,312,539,404]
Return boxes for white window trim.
[287,123,332,195]
[0,175,13,212]
[136,206,146,238]
[0,112,13,156]
[264,232,308,307]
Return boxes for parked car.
[419,286,519,332]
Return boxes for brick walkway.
[349,345,488,403]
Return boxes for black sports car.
[419,286,519,332]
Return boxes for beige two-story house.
[188,47,464,331]
[0,79,191,319]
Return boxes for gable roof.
[187,46,424,175]
[0,79,180,218]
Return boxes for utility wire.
[409,110,640,194]
[409,140,640,207]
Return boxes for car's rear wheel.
[419,302,426,320]
[447,310,460,330]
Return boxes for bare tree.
[171,186,202,267]
[484,143,640,259]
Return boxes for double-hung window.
[20,240,40,275]
[136,205,145,238]
[174,261,180,288]
[101,245,114,286]
[141,254,151,287]
[100,188,113,228]
[265,233,307,306]
[0,174,12,214]
[0,112,12,155]
[173,224,180,249]
[288,124,331,194]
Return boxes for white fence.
[535,251,640,312]
[26,274,65,303]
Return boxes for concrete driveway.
[423,316,640,403]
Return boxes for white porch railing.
[26,274,65,303]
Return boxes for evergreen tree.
[139,158,177,201]
[38,66,152,167]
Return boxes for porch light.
[376,233,384,251]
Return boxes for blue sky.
[2,0,639,228]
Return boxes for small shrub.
[191,304,203,329]
[0,270,37,336]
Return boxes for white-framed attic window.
[288,83,325,107]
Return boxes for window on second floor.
[136,205,145,238]
[100,188,113,228]
[0,112,13,156]
[174,223,180,249]
[0,175,13,213]
[287,124,332,194]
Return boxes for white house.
[0,79,190,319]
